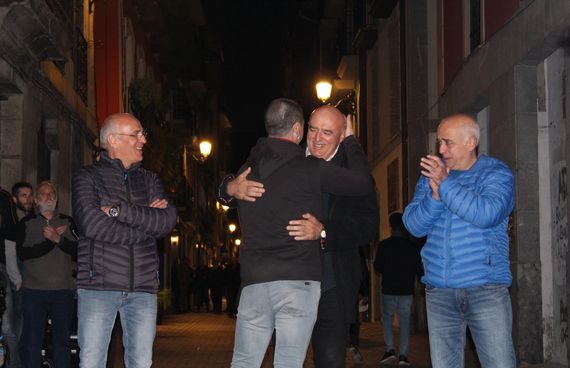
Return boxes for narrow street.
[150,312,437,368]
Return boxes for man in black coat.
[374,212,422,365]
[226,105,379,367]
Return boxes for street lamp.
[228,223,237,233]
[234,239,241,246]
[185,137,213,164]
[170,232,179,247]
[315,81,332,103]
[199,140,212,159]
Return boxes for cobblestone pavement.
[107,310,565,368]
[150,312,468,368]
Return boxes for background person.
[374,212,422,366]
[17,181,77,368]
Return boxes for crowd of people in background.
[172,258,241,316]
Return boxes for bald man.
[72,113,176,368]
[403,114,516,368]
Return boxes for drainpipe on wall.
[400,0,408,205]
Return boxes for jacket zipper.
[444,212,452,288]
[89,239,94,280]
[125,171,134,292]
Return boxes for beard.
[17,202,33,213]
[36,200,56,214]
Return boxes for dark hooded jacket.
[72,151,177,293]
[236,135,372,286]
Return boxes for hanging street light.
[315,81,332,103]
[199,140,212,159]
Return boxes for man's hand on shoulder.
[227,167,265,202]
[287,213,323,241]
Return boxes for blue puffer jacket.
[403,155,514,288]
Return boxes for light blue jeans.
[382,294,413,356]
[425,285,516,368]
[231,280,321,368]
[77,289,157,368]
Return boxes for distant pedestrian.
[194,265,210,312]
[374,212,422,366]
[174,257,192,313]
[224,259,240,317]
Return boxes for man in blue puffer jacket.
[403,113,516,368]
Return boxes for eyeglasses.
[113,130,148,140]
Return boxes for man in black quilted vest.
[72,113,176,368]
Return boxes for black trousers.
[312,287,350,368]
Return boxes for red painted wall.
[443,0,464,88]
[485,0,518,41]
[94,0,122,128]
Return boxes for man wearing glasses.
[72,113,176,367]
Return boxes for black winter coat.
[237,136,373,287]
[320,143,379,323]
[72,152,176,293]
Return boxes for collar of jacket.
[98,151,142,172]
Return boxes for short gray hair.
[440,113,480,145]
[264,98,304,137]
[36,180,57,198]
[99,116,118,149]
[99,113,136,149]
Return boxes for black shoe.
[348,345,364,364]
[380,350,397,364]
[398,354,410,366]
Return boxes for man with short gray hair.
[72,113,176,368]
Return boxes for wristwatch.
[320,227,326,249]
[109,206,120,218]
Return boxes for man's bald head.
[307,105,346,159]
[437,113,480,170]
[439,114,480,146]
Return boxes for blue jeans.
[231,280,321,368]
[382,294,412,356]
[20,288,75,368]
[425,285,516,368]
[77,289,157,368]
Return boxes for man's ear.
[107,134,117,148]
[467,136,478,151]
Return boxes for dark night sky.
[216,1,320,172]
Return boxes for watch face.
[109,207,119,217]
[320,230,326,238]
